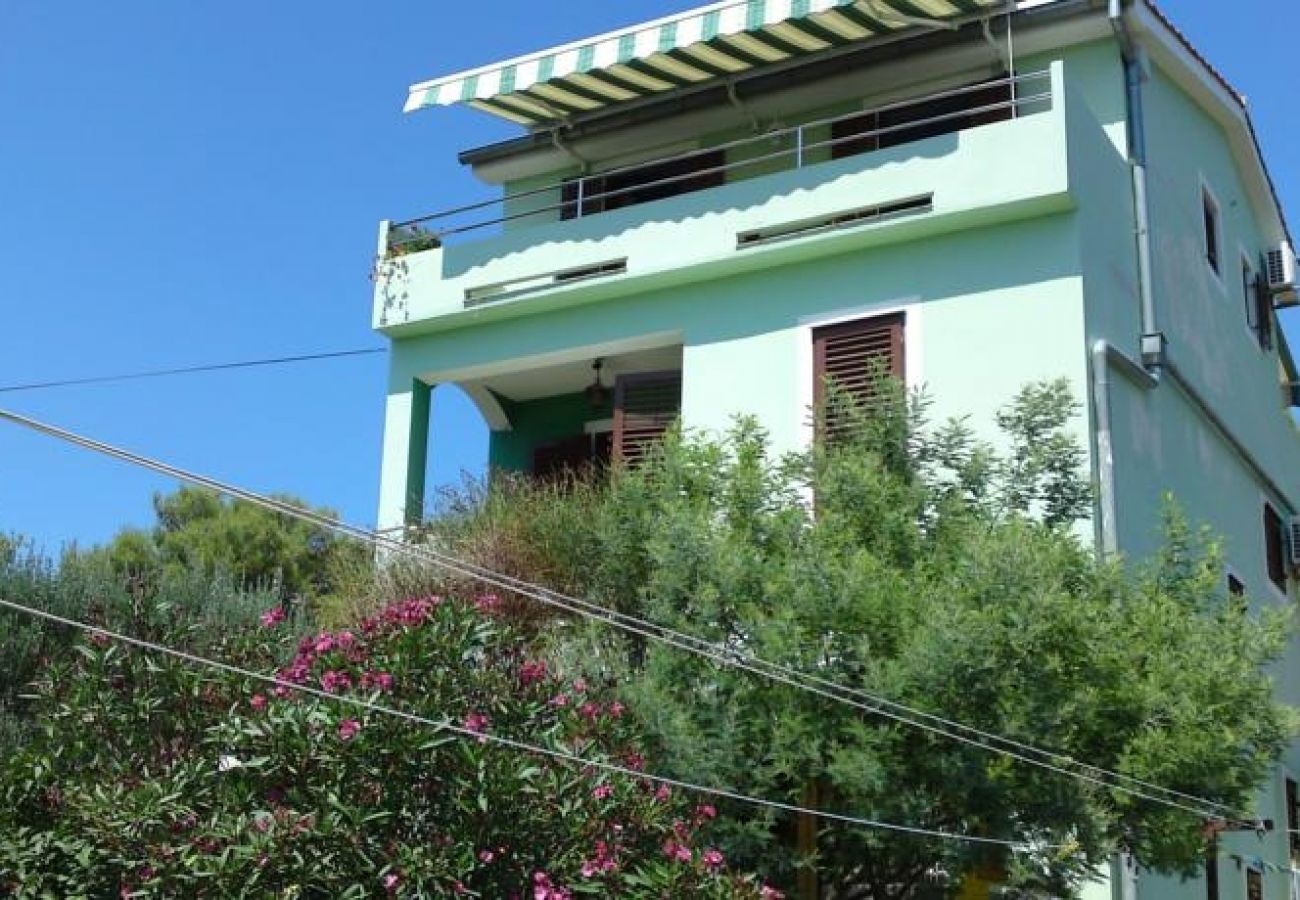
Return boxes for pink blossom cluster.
[463,711,491,743]
[519,659,548,687]
[579,839,620,878]
[475,593,502,614]
[532,871,571,900]
[259,606,286,628]
[380,595,443,628]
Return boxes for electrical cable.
[0,348,385,394]
[0,406,1255,828]
[0,595,1049,850]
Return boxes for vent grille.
[737,195,933,249]
[465,258,627,307]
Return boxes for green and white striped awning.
[404,0,1012,126]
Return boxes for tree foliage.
[424,379,1296,898]
[96,487,366,602]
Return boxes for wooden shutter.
[1265,503,1288,592]
[813,313,904,435]
[613,371,682,466]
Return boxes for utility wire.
[0,595,1046,850]
[0,406,1254,828]
[0,348,385,394]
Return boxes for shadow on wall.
[440,134,960,280]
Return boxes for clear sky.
[1,1,1296,553]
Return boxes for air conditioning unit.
[1265,242,1299,307]
[1289,516,1300,569]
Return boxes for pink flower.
[337,719,361,741]
[453,882,467,895]
[623,752,645,771]
[662,840,692,863]
[592,784,613,800]
[549,692,570,708]
[320,670,351,693]
[360,671,395,693]
[479,849,496,864]
[572,678,588,693]
[259,607,286,628]
[336,631,356,650]
[382,872,402,893]
[252,816,271,834]
[760,887,786,900]
[314,633,336,655]
[475,593,502,614]
[533,871,572,900]
[249,694,267,712]
[607,701,625,719]
[695,803,717,821]
[89,632,111,648]
[654,784,672,802]
[702,849,725,869]
[579,702,600,721]
[519,660,548,687]
[464,712,490,742]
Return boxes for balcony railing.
[386,70,1052,256]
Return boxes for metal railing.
[387,70,1052,254]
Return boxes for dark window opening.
[1287,777,1300,856]
[1246,868,1262,900]
[1228,573,1245,597]
[830,77,1013,161]
[1206,847,1219,900]
[561,150,726,220]
[1265,503,1288,593]
[531,432,612,481]
[1244,258,1274,351]
[1204,189,1221,275]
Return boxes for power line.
[0,348,385,394]
[0,406,1255,828]
[0,595,1046,850]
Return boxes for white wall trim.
[795,297,924,450]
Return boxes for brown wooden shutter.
[813,313,904,435]
[613,371,682,466]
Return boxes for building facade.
[373,2,1300,897]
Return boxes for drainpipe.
[1090,1,1164,556]
[1091,340,1158,554]
[1110,0,1164,375]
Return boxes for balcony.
[374,63,1081,336]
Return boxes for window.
[1243,255,1274,351]
[1245,867,1262,900]
[1264,502,1288,593]
[813,313,905,438]
[612,371,682,466]
[561,150,726,219]
[1205,849,1219,900]
[831,77,1013,161]
[1287,777,1300,857]
[1203,187,1222,276]
[1228,573,1245,597]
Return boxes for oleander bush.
[0,588,778,899]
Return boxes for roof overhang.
[404,0,1015,127]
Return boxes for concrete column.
[377,378,432,533]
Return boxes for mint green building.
[374,1,1300,897]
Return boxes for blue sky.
[0,1,1296,553]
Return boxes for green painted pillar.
[377,378,432,532]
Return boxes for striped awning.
[404,0,1013,126]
